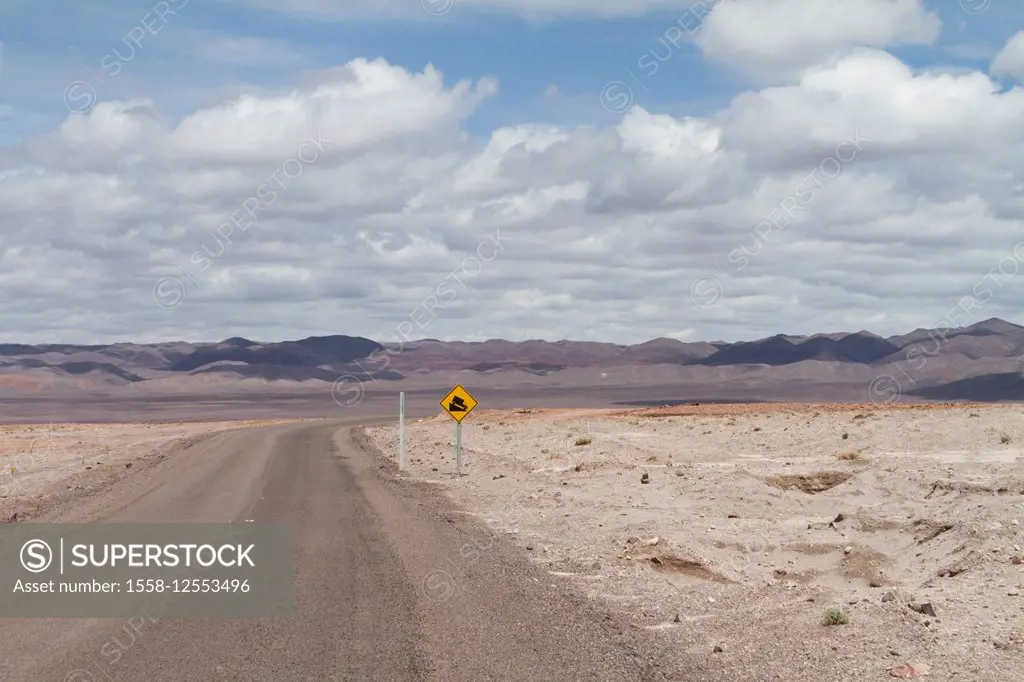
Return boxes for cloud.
[991,31,1024,81]
[696,0,941,81]
[180,31,308,68]
[1,41,1024,345]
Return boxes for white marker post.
[399,391,406,470]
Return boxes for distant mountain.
[906,372,1024,401]
[887,318,1024,360]
[697,331,900,366]
[221,337,256,347]
[0,319,1023,400]
[170,336,383,371]
[613,338,720,365]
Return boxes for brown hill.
[0,319,1022,401]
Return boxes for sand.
[367,403,1024,680]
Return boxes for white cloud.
[2,47,1024,345]
[991,31,1024,81]
[697,0,941,81]
[720,50,1024,166]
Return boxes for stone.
[888,663,930,678]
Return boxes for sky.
[1,0,1023,345]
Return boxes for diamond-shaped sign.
[440,384,478,423]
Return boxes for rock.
[834,513,845,523]
[844,546,853,555]
[641,536,661,547]
[526,546,533,551]
[125,462,132,468]
[887,662,930,677]
[626,536,639,545]
[910,603,937,617]
[640,472,650,484]
[1008,589,1019,596]
[727,513,739,519]
[492,474,505,480]
[712,644,724,653]
[673,613,681,623]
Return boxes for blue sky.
[2,0,1019,140]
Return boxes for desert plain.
[367,402,1024,680]
[1,401,1022,679]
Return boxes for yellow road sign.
[440,384,478,423]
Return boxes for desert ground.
[3,399,1021,680]
[366,403,1024,680]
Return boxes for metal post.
[399,391,406,470]
[455,421,462,476]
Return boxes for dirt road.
[1,419,702,681]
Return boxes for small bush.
[574,437,592,446]
[841,433,849,440]
[823,606,849,626]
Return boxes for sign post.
[455,421,462,475]
[440,384,478,477]
[399,391,406,470]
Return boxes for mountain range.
[2,318,1024,402]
